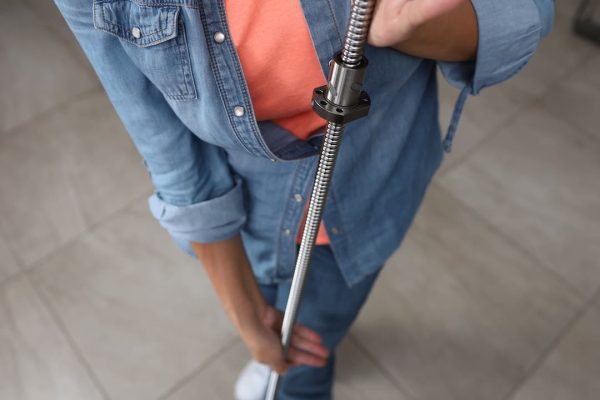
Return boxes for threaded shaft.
[341,0,376,65]
[265,1,376,398]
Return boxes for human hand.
[242,305,330,374]
[368,0,468,47]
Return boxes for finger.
[288,347,328,368]
[273,362,289,375]
[291,333,330,359]
[269,354,289,375]
[293,324,323,343]
[250,331,289,375]
[254,352,288,375]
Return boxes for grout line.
[25,273,113,400]
[431,183,589,304]
[502,284,600,400]
[0,86,134,274]
[438,95,540,178]
[155,337,241,400]
[22,190,151,274]
[347,333,417,400]
[21,0,98,77]
[0,239,26,281]
[0,86,102,140]
[0,269,29,291]
[537,100,600,148]
[0,58,103,268]
[590,287,600,312]
[427,181,600,396]
[532,51,600,147]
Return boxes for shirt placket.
[199,0,349,283]
[274,157,318,280]
[198,0,279,160]
[276,165,350,284]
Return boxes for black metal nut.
[312,85,370,124]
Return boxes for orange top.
[225,0,330,245]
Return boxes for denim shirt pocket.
[93,0,197,101]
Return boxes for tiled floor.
[0,1,599,399]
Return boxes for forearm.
[369,0,478,62]
[191,234,328,372]
[191,235,266,339]
[392,1,478,62]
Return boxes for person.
[55,0,554,398]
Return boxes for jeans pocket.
[93,0,197,100]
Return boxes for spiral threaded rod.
[265,1,376,398]
[341,0,375,65]
[264,121,344,400]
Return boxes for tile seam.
[502,284,600,400]
[155,337,241,400]
[432,182,590,303]
[347,333,418,400]
[26,273,113,400]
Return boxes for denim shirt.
[56,0,554,286]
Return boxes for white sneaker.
[234,360,271,400]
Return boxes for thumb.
[263,335,290,375]
[271,353,290,375]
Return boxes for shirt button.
[234,106,245,117]
[294,194,303,203]
[131,26,142,39]
[283,229,292,236]
[213,31,225,43]
[331,227,340,235]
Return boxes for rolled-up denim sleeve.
[439,0,555,93]
[438,0,554,151]
[148,176,246,254]
[55,0,246,252]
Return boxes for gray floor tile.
[439,105,600,297]
[556,0,582,19]
[437,78,531,174]
[438,78,487,173]
[352,184,583,400]
[0,91,151,268]
[0,237,20,285]
[23,0,95,69]
[164,341,249,400]
[0,275,104,400]
[335,338,410,400]
[31,201,238,400]
[166,338,410,400]
[541,54,600,141]
[0,0,98,134]
[510,306,600,400]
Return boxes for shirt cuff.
[439,0,542,94]
[148,176,246,246]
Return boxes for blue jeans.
[259,246,380,400]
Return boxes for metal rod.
[264,1,376,399]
